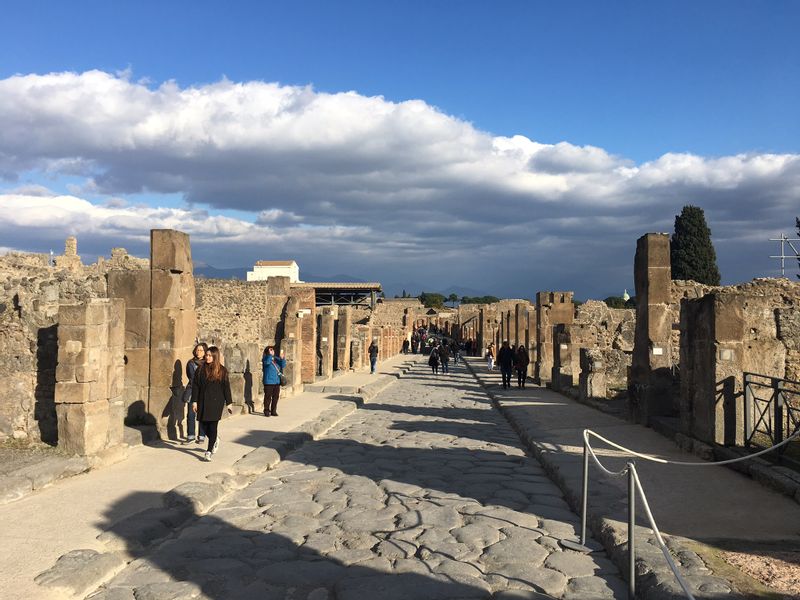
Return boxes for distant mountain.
[193,262,248,280]
[381,281,492,299]
[301,272,368,283]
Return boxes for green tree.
[460,295,500,305]
[447,293,459,307]
[603,296,627,309]
[670,205,721,285]
[418,292,446,308]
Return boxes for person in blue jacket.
[262,345,286,417]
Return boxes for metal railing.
[744,372,800,465]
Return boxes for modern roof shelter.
[292,282,382,308]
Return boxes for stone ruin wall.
[0,248,138,444]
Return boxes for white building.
[246,260,301,282]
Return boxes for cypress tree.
[796,217,800,279]
[670,205,721,285]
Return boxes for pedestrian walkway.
[74,359,627,599]
[1,353,411,600]
[465,357,800,597]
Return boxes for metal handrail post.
[744,373,752,445]
[627,462,636,600]
[580,439,589,545]
[774,378,784,447]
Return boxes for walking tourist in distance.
[191,346,233,461]
[402,338,410,354]
[428,343,440,374]
[262,345,286,417]
[368,339,379,374]
[440,343,451,373]
[497,340,515,389]
[514,345,530,388]
[485,343,495,371]
[182,342,208,444]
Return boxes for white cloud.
[0,70,798,295]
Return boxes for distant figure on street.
[192,346,233,461]
[368,340,379,374]
[402,339,410,354]
[514,345,530,388]
[262,345,286,417]
[439,343,451,374]
[428,344,440,374]
[486,343,495,371]
[497,340,515,389]
[183,342,208,444]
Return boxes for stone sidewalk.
[464,358,800,599]
[40,358,629,600]
[2,354,415,600]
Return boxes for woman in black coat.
[191,346,233,461]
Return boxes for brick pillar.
[290,287,316,383]
[149,230,197,438]
[55,299,125,455]
[630,233,673,425]
[281,296,304,391]
[551,323,575,392]
[514,304,525,349]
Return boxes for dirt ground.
[722,550,800,600]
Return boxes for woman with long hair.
[191,346,233,461]
[183,342,208,444]
[262,345,286,417]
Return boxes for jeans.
[186,402,205,438]
[501,367,513,388]
[517,368,526,387]
[441,359,449,373]
[370,357,377,373]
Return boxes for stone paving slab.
[79,360,627,600]
[465,358,800,599]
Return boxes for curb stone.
[36,357,418,599]
[463,359,743,600]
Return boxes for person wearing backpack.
[262,345,286,417]
[428,344,440,374]
[182,342,208,444]
[191,346,233,461]
[439,343,451,374]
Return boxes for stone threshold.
[463,359,742,600]
[34,357,419,599]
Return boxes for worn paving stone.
[35,549,125,597]
[79,363,625,599]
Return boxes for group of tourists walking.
[486,341,530,389]
[182,342,286,462]
[427,339,461,374]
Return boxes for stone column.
[514,304,526,349]
[149,230,197,438]
[318,306,336,378]
[477,307,486,353]
[56,236,83,271]
[336,307,352,371]
[281,296,304,391]
[551,324,575,392]
[55,299,125,455]
[535,292,574,385]
[290,287,317,384]
[630,233,673,425]
[579,348,607,401]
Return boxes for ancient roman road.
[86,359,626,600]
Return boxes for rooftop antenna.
[769,233,800,277]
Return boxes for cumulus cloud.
[0,70,798,296]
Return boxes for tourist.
[368,339,379,374]
[262,345,286,417]
[514,345,530,388]
[182,342,208,444]
[402,338,410,354]
[439,343,450,374]
[428,344,440,374]
[497,340,515,389]
[191,346,233,461]
[486,343,495,371]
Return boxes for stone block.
[647,267,672,304]
[55,362,76,383]
[266,276,290,295]
[57,400,110,455]
[150,229,192,273]
[150,270,194,310]
[107,269,151,308]
[125,308,151,349]
[148,385,177,428]
[55,382,91,404]
[229,373,245,406]
[58,324,108,348]
[108,365,125,398]
[107,399,125,447]
[714,295,745,342]
[124,348,150,387]
[75,365,100,383]
[150,308,197,350]
[149,348,188,388]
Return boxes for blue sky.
[1,1,799,298]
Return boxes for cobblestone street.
[85,360,625,600]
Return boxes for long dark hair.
[263,345,275,356]
[204,346,228,382]
[193,342,208,360]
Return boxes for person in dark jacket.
[262,345,286,417]
[368,340,379,374]
[439,343,450,374]
[497,340,515,389]
[182,342,208,444]
[192,346,233,461]
[514,345,530,388]
[428,345,440,374]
